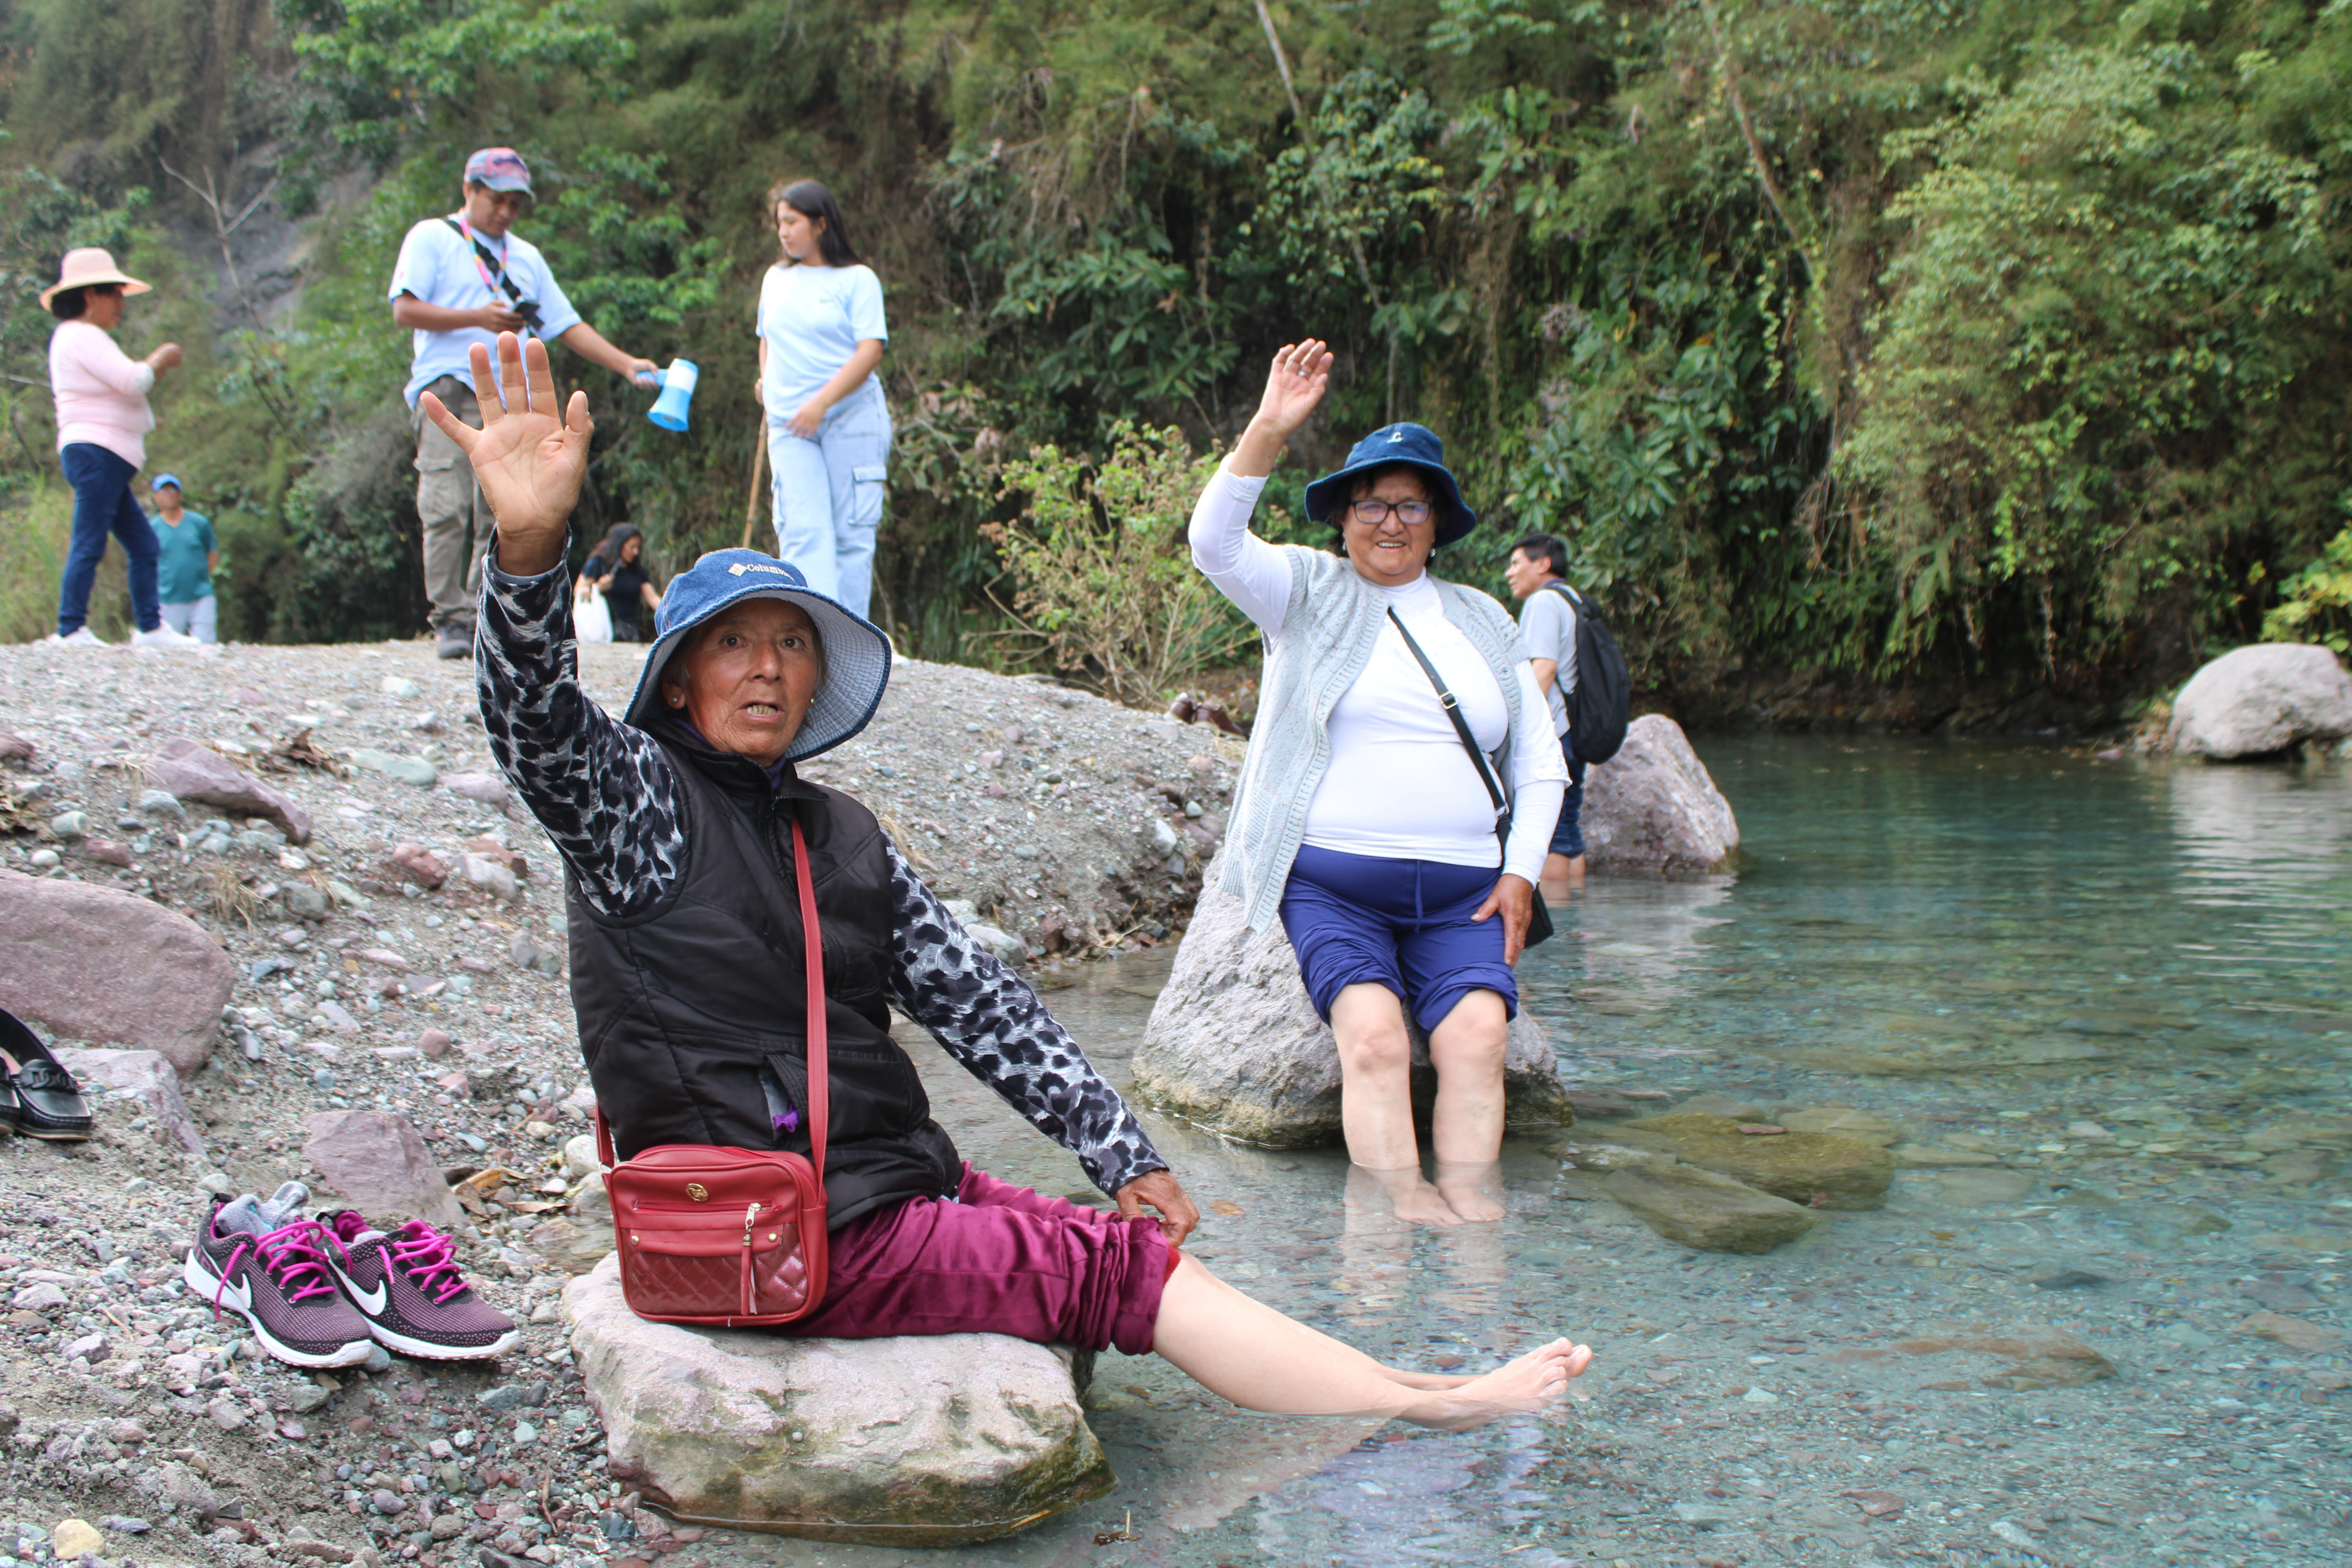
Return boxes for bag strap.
[789,815,829,1181]
[1387,607,1511,846]
[442,216,529,310]
[590,813,830,1180]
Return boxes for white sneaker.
[45,628,109,647]
[131,624,201,650]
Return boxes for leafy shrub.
[982,421,1250,706]
[2263,522,2352,655]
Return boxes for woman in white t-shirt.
[755,180,891,621]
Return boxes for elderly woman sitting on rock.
[1189,340,1568,1224]
[442,334,1590,1427]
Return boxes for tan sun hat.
[38,247,151,309]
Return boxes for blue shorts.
[1278,845,1519,1033]
[1550,734,1585,859]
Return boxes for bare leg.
[1426,990,1508,1220]
[1539,851,1585,900]
[1151,1254,1592,1427]
[1331,984,1459,1225]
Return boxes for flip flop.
[0,1007,94,1142]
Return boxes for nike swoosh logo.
[330,1261,388,1316]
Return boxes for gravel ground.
[0,635,1238,1568]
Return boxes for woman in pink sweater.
[41,248,194,648]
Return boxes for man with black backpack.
[1506,532,1632,892]
[388,148,661,657]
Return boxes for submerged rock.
[1133,849,1570,1146]
[565,1255,1111,1544]
[0,868,233,1074]
[2167,643,2352,759]
[1579,715,1739,873]
[1610,1112,1895,1210]
[1601,1162,1821,1253]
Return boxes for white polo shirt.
[388,214,583,407]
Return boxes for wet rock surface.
[2166,642,2352,758]
[1577,713,1741,873]
[1599,1160,1822,1252]
[565,1256,1111,1543]
[1132,848,1570,1145]
[1609,1111,1896,1210]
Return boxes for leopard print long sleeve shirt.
[474,555,1169,1198]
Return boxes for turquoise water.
[741,738,2352,1568]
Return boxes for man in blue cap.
[147,474,218,643]
[388,147,662,659]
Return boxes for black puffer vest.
[565,726,962,1229]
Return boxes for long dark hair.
[586,522,642,573]
[774,180,861,267]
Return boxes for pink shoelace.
[387,1222,471,1305]
[210,1218,339,1318]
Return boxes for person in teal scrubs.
[148,474,218,642]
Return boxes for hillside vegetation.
[2,0,2348,713]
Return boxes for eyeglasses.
[1348,499,1434,528]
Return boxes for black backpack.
[1546,581,1631,764]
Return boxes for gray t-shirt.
[1517,583,1578,738]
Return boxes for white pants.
[160,596,217,642]
[768,378,891,621]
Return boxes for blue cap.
[1303,423,1477,547]
[151,473,183,492]
[622,549,892,763]
[463,147,532,195]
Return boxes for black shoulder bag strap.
[1385,608,1554,950]
[442,217,531,313]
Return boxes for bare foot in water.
[1434,1162,1506,1222]
[1389,1180,1465,1227]
[1382,1368,1479,1391]
[1399,1339,1594,1430]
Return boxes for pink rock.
[147,737,314,846]
[435,1071,472,1098]
[464,838,530,879]
[985,782,1007,798]
[386,844,447,890]
[442,771,513,809]
[84,839,134,867]
[417,1029,453,1060]
[0,731,35,767]
[302,1110,464,1230]
[457,956,498,975]
[978,750,1005,768]
[0,868,232,1074]
[357,948,414,973]
[54,1047,207,1155]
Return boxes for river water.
[744,738,2352,1568]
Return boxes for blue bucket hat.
[1303,423,1478,548]
[622,548,892,764]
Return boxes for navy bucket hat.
[622,548,892,764]
[1303,423,1479,548]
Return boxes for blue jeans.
[57,443,160,635]
[769,378,891,621]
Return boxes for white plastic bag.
[575,585,613,644]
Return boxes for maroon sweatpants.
[784,1165,1172,1355]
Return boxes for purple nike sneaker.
[182,1183,374,1368]
[319,1210,519,1360]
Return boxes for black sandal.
[0,1008,94,1142]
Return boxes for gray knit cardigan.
[1220,544,1534,931]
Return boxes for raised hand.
[1232,338,1334,477]
[421,334,591,577]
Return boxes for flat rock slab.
[0,867,232,1074]
[147,737,314,844]
[54,1048,206,1157]
[302,1109,463,1230]
[1610,1112,1894,1210]
[1132,848,1569,1146]
[1602,1162,1821,1253]
[2167,643,2352,758]
[565,1256,1111,1544]
[1579,715,1739,873]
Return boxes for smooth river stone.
[1601,1163,1821,1253]
[1609,1113,1895,1210]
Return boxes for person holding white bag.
[574,522,660,643]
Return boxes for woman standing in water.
[756,180,891,621]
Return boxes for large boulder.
[54,1048,207,1157]
[301,1111,464,1230]
[146,738,314,845]
[2166,644,2352,759]
[0,868,232,1075]
[565,1255,1111,1544]
[1579,715,1738,873]
[1132,848,1570,1147]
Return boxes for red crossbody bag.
[592,818,832,1327]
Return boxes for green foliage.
[982,421,1251,704]
[2263,519,2352,656]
